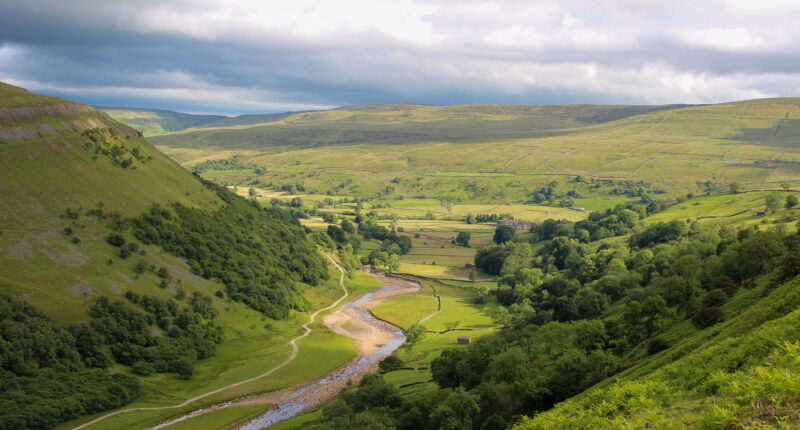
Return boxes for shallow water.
[239,285,407,429]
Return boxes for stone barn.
[457,336,471,345]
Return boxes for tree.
[647,337,670,355]
[429,388,480,430]
[765,193,781,214]
[248,188,257,200]
[641,295,669,336]
[406,323,426,346]
[388,254,400,273]
[327,225,346,243]
[728,181,741,194]
[473,285,489,304]
[176,358,194,380]
[378,355,404,373]
[736,231,786,280]
[456,231,471,247]
[466,213,476,224]
[786,194,798,209]
[781,183,791,191]
[341,219,355,233]
[493,225,516,244]
[692,306,724,328]
[290,197,303,207]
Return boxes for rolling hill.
[147,98,800,203]
[98,106,226,136]
[0,82,331,429]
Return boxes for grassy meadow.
[150,99,800,204]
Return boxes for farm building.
[457,336,471,345]
[498,219,532,230]
[756,210,766,216]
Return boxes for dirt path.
[74,252,349,430]
[235,274,419,429]
[148,267,420,429]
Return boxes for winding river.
[239,285,408,428]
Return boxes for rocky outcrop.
[0,102,96,123]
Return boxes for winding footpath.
[73,253,349,430]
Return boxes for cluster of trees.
[464,213,513,224]
[83,127,147,169]
[530,203,660,244]
[528,180,578,207]
[191,154,249,173]
[482,220,799,334]
[357,218,412,255]
[0,292,141,429]
[309,320,619,430]
[572,204,645,242]
[90,292,223,379]
[125,180,328,319]
[312,218,800,429]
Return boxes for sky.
[1,0,800,115]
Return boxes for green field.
[370,284,439,330]
[150,99,800,204]
[163,405,269,430]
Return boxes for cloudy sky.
[1,0,799,114]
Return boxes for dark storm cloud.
[1,0,799,114]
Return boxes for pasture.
[60,269,377,430]
[155,99,800,204]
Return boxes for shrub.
[692,306,724,328]
[132,259,148,274]
[106,233,126,247]
[176,357,194,379]
[132,361,154,376]
[647,337,670,355]
[379,355,404,373]
[702,289,728,308]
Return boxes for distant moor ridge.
[105,98,800,202]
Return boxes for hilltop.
[98,106,226,136]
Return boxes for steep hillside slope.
[98,106,225,136]
[0,82,330,429]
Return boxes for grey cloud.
[1,0,799,114]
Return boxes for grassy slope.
[99,107,226,136]
[152,102,683,151]
[0,82,385,430]
[0,83,225,320]
[152,98,800,203]
[516,273,800,429]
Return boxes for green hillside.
[283,182,800,430]
[99,107,225,136]
[150,99,800,203]
[152,102,683,151]
[0,82,338,429]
